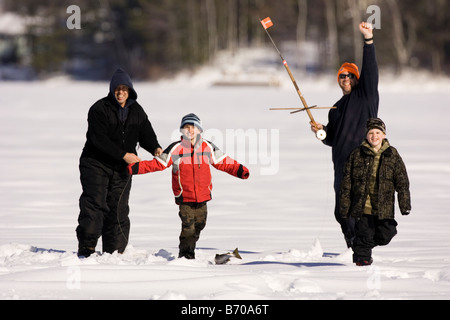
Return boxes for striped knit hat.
[180,113,203,132]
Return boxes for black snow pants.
[352,215,398,262]
[77,157,132,255]
[334,171,355,248]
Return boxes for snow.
[1,58,450,302]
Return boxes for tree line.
[3,0,449,80]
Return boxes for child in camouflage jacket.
[340,118,411,266]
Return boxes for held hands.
[123,148,162,165]
[125,148,162,175]
[154,147,163,157]
[123,152,140,175]
[123,152,141,165]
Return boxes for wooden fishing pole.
[270,106,336,114]
[260,17,327,141]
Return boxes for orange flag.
[261,17,273,30]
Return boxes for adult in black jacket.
[311,22,379,248]
[77,69,162,257]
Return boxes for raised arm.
[358,22,379,101]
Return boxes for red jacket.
[128,136,249,204]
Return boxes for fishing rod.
[260,17,328,141]
[269,106,336,114]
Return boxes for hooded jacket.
[340,140,411,220]
[128,135,249,204]
[81,69,161,170]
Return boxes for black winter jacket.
[340,140,411,220]
[80,69,161,171]
[323,44,379,180]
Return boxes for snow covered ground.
[1,62,450,302]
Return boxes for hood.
[361,139,390,155]
[108,68,138,102]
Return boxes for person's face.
[182,124,200,143]
[338,73,358,95]
[115,85,129,107]
[366,128,386,150]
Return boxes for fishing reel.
[315,129,327,141]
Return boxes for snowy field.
[1,63,450,304]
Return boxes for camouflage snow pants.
[178,202,208,259]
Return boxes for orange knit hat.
[337,63,360,82]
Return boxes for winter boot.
[355,257,373,266]
[179,249,195,260]
[77,246,95,258]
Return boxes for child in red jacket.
[128,113,249,259]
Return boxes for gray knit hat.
[180,113,203,132]
[366,118,386,134]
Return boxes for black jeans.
[352,215,398,261]
[77,157,132,254]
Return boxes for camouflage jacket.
[340,140,411,220]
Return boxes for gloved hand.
[127,162,139,175]
[402,210,410,216]
[238,165,250,179]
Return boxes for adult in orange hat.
[338,63,360,80]
[310,22,379,249]
[336,62,360,95]
[337,62,360,87]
